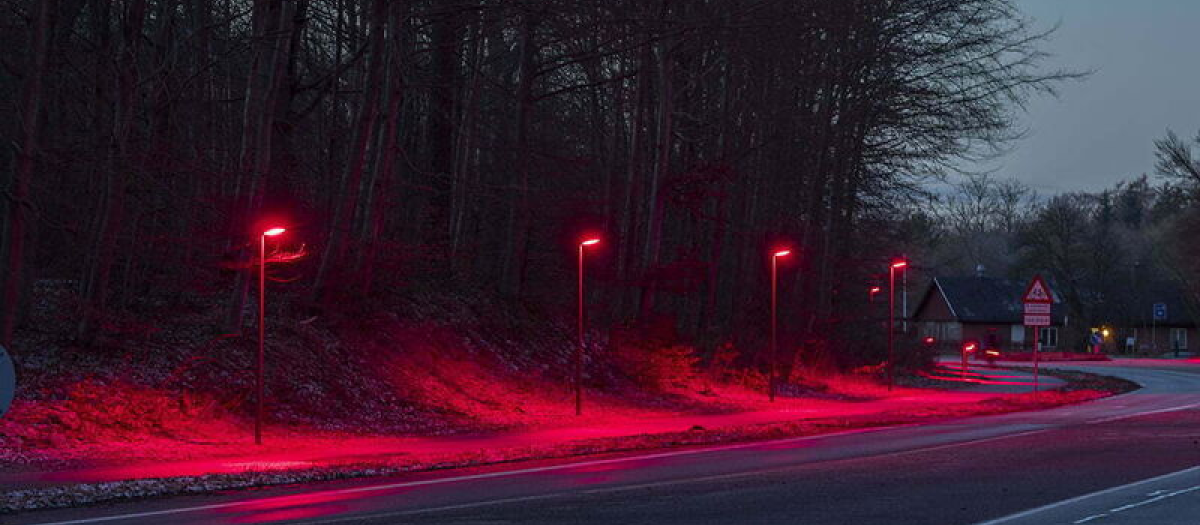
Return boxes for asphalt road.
[11,361,1200,525]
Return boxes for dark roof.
[920,276,1066,325]
[1098,283,1196,327]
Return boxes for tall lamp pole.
[577,238,600,416]
[770,249,791,402]
[888,260,907,392]
[257,227,285,445]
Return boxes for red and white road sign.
[1022,275,1053,304]
[1023,314,1051,327]
[1023,303,1051,315]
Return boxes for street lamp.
[869,286,881,303]
[257,226,285,445]
[770,249,791,402]
[576,237,600,416]
[888,260,907,392]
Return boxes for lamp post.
[888,260,907,392]
[256,227,285,445]
[770,249,791,402]
[576,237,600,416]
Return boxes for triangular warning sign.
[1022,275,1053,304]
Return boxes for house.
[911,275,1068,352]
[1101,285,1198,354]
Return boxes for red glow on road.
[263,227,286,236]
[231,505,348,524]
[581,238,600,245]
[232,489,370,512]
[773,249,791,257]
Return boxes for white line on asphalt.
[971,465,1200,525]
[25,423,1041,525]
[19,425,908,525]
[1086,400,1200,425]
[1072,484,1200,523]
[296,429,1055,525]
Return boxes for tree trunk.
[1,0,57,348]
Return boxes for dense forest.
[0,0,1070,371]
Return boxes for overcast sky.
[972,0,1200,194]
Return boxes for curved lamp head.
[891,260,908,269]
[773,249,791,258]
[581,238,600,246]
[263,227,286,237]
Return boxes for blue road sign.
[1153,303,1168,321]
[0,345,12,419]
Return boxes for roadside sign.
[1023,303,1051,315]
[1020,276,1053,394]
[0,345,13,419]
[1153,303,1167,321]
[1023,314,1051,327]
[1022,275,1054,304]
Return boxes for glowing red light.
[964,343,977,351]
[263,228,286,236]
[985,350,1000,357]
[773,250,791,257]
[870,286,881,293]
[581,238,600,246]
[923,336,935,344]
[891,260,908,268]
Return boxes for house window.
[1171,328,1187,351]
[1039,327,1058,349]
[945,322,962,342]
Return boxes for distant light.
[870,286,882,293]
[891,261,908,269]
[264,228,286,236]
[923,336,935,345]
[581,238,600,246]
[1102,329,1110,338]
[964,343,977,351]
[774,250,791,257]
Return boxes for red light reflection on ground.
[230,489,369,512]
[230,505,348,524]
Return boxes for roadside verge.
[0,368,1138,514]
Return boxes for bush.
[615,343,701,390]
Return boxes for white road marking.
[972,465,1200,525]
[24,425,1046,525]
[297,428,1055,525]
[19,425,905,525]
[1086,401,1200,425]
[1072,484,1200,523]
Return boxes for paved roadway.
[10,361,1200,525]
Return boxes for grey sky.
[980,0,1200,193]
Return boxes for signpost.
[0,345,13,419]
[1022,276,1054,392]
[1153,303,1167,353]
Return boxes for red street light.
[869,286,881,303]
[576,237,600,415]
[769,248,791,402]
[887,259,908,392]
[256,227,286,445]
